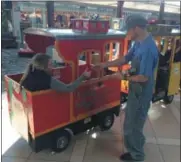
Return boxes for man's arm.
[128,75,148,82]
[103,57,126,68]
[50,74,86,92]
[103,43,135,68]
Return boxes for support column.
[117,1,124,18]
[158,0,165,24]
[46,1,54,28]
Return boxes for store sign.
[98,7,114,13]
[124,11,152,19]
[87,6,97,12]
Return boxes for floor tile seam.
[120,109,126,153]
[25,150,33,162]
[156,137,180,141]
[157,145,168,162]
[147,118,166,162]
[82,136,90,162]
[68,141,77,162]
[168,103,180,125]
[149,103,180,140]
[173,101,181,112]
[70,137,88,162]
[146,136,181,141]
[173,99,180,109]
[27,160,59,162]
[26,157,66,162]
[157,143,181,147]
[147,118,157,140]
[146,139,180,146]
[2,155,27,159]
[147,112,180,140]
[25,152,69,162]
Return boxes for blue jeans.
[123,94,151,161]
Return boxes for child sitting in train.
[20,54,91,92]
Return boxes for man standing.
[95,15,159,161]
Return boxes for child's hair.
[20,54,51,87]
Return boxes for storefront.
[18,1,116,28]
[13,1,180,43]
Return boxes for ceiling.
[76,0,180,13]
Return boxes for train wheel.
[163,95,174,104]
[51,130,71,153]
[99,113,114,131]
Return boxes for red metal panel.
[31,91,70,134]
[74,79,120,117]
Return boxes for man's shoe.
[120,152,143,161]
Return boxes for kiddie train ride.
[5,19,128,153]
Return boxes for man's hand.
[92,62,105,71]
[111,72,123,80]
[93,57,126,71]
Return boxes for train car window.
[78,52,87,65]
[91,51,101,65]
[78,50,101,66]
[160,38,165,55]
[90,51,102,79]
[105,42,121,62]
[78,50,101,78]
[159,38,173,67]
[104,42,121,75]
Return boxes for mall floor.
[2,93,180,162]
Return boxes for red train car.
[5,20,127,153]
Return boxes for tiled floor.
[1,93,180,162]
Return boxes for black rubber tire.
[163,95,174,104]
[51,130,71,153]
[99,113,114,131]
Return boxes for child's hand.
[83,68,92,78]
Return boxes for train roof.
[24,28,127,40]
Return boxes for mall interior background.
[2,1,180,45]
